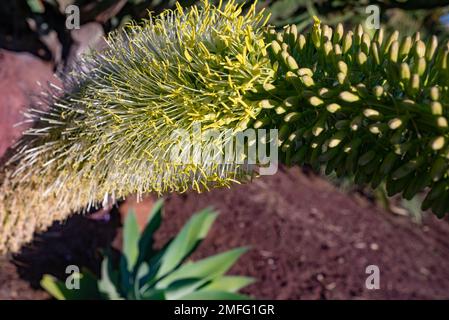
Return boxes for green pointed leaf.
[135,262,150,285]
[138,199,164,263]
[77,269,102,299]
[180,290,252,300]
[164,278,209,300]
[122,209,140,272]
[40,274,73,300]
[156,208,218,279]
[98,256,122,300]
[136,244,172,296]
[201,276,255,293]
[156,247,248,288]
[119,255,132,296]
[140,288,166,300]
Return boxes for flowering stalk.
[261,19,449,218]
[1,0,449,253]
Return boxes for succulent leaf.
[41,202,251,300]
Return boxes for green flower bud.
[408,74,420,96]
[284,112,301,123]
[399,36,412,59]
[283,96,299,108]
[357,51,368,66]
[301,75,315,87]
[333,43,342,56]
[337,72,346,85]
[342,31,353,54]
[371,41,381,65]
[361,33,371,54]
[322,25,333,41]
[373,28,384,45]
[297,68,313,77]
[339,91,360,103]
[369,123,387,135]
[309,96,324,107]
[263,83,276,92]
[296,34,306,51]
[289,24,298,43]
[388,117,405,130]
[271,40,282,55]
[337,60,348,75]
[383,30,399,54]
[400,63,411,81]
[350,116,363,131]
[260,99,277,109]
[413,31,421,42]
[286,55,299,71]
[328,130,346,148]
[430,87,440,101]
[334,23,344,44]
[415,40,426,58]
[373,85,384,98]
[438,50,448,70]
[317,88,331,98]
[275,106,287,114]
[437,116,448,128]
[356,24,364,41]
[323,41,333,56]
[413,58,426,76]
[363,108,380,119]
[326,103,341,113]
[426,35,438,62]
[312,20,322,49]
[355,83,369,98]
[312,115,327,136]
[430,136,445,150]
[276,32,284,43]
[254,117,271,129]
[389,41,399,63]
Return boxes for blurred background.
[1,0,449,300]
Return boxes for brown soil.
[157,167,449,299]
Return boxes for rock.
[0,50,59,157]
[67,22,105,66]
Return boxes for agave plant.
[1,0,449,253]
[41,199,252,300]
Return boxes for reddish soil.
[157,167,449,299]
[0,49,449,300]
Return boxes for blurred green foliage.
[41,200,252,300]
[13,1,449,62]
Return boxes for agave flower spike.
[0,0,273,252]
